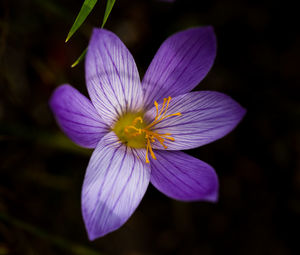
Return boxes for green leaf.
[101,0,116,28]
[71,48,87,68]
[65,0,98,43]
[68,0,117,67]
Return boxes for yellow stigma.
[112,97,181,163]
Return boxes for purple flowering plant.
[50,27,246,240]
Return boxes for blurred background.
[0,0,295,254]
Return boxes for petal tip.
[91,27,103,36]
[195,25,216,42]
[241,106,247,117]
[87,232,98,242]
[90,27,113,41]
[188,26,217,45]
[237,104,247,123]
[204,25,215,33]
[85,225,117,241]
[203,190,219,203]
[201,169,219,203]
[49,84,71,111]
[82,210,123,241]
[204,25,217,53]
[88,28,111,52]
[86,226,108,241]
[82,211,108,241]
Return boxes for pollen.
[113,97,181,163]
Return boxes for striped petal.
[86,29,144,126]
[142,26,216,109]
[145,91,246,150]
[81,132,150,240]
[150,150,218,202]
[49,84,108,148]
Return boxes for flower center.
[112,97,181,163]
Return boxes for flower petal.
[145,91,246,150]
[81,132,150,240]
[49,84,108,148]
[142,26,216,109]
[85,29,144,125]
[150,150,218,202]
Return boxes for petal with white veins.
[145,91,246,150]
[50,84,108,148]
[86,29,144,125]
[142,26,216,109]
[81,132,150,240]
[150,150,219,202]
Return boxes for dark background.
[0,0,295,254]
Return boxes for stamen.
[124,125,141,133]
[146,99,181,130]
[123,97,181,163]
[162,112,182,119]
[132,116,143,125]
[145,137,150,163]
[155,98,167,121]
[148,137,156,160]
[160,96,171,120]
[154,101,159,119]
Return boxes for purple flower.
[50,27,246,240]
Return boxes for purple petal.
[145,91,246,150]
[86,29,144,125]
[49,84,108,148]
[150,150,218,202]
[142,26,216,109]
[81,132,150,240]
